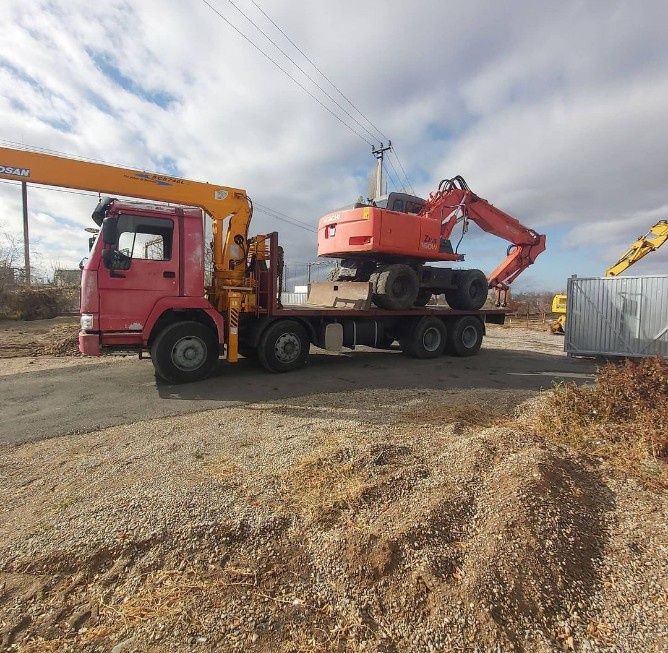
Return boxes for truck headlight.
[80,314,95,331]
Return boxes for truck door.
[98,214,179,332]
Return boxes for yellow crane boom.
[605,220,668,277]
[0,146,253,308]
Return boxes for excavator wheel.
[444,269,488,311]
[370,264,419,310]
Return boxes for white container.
[565,275,668,358]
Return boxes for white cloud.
[0,0,666,288]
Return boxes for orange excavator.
[317,176,546,309]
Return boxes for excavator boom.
[605,220,668,277]
[421,177,546,302]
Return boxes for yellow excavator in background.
[550,219,668,334]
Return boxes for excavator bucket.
[306,281,372,310]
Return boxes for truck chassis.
[146,233,506,382]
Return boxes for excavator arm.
[605,220,668,277]
[0,146,253,306]
[421,176,546,305]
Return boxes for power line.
[248,0,388,144]
[253,203,316,233]
[383,162,402,194]
[225,0,380,146]
[244,1,415,194]
[1,178,316,235]
[390,147,415,195]
[385,157,405,193]
[199,0,374,147]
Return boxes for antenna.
[370,141,392,200]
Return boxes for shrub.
[533,358,667,487]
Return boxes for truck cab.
[79,199,224,364]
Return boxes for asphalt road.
[0,341,595,445]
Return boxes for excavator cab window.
[382,192,426,214]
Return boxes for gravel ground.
[0,385,664,653]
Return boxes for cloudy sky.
[1,0,667,290]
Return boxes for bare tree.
[0,223,21,269]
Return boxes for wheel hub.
[274,333,301,363]
[461,325,477,348]
[171,336,207,371]
[422,326,442,352]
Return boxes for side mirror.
[88,236,96,251]
[102,248,131,271]
[101,218,118,245]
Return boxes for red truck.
[0,146,515,383]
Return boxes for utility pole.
[21,181,30,285]
[371,141,392,200]
[307,260,323,284]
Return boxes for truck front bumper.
[79,332,101,356]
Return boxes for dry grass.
[532,357,668,487]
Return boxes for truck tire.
[445,269,488,310]
[400,316,447,359]
[258,320,310,373]
[445,316,483,357]
[151,321,219,384]
[414,289,433,306]
[371,264,419,310]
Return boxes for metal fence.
[281,292,308,306]
[565,275,668,358]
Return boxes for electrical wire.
[253,204,316,233]
[391,147,415,195]
[226,0,380,146]
[245,1,415,193]
[248,0,388,144]
[199,0,374,147]
[1,174,315,234]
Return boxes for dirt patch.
[0,317,80,358]
[0,386,663,652]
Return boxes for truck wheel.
[445,316,483,357]
[414,289,433,306]
[401,316,447,359]
[151,321,219,384]
[258,320,309,373]
[445,269,488,310]
[371,264,419,310]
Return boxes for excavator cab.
[373,192,426,214]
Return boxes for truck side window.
[392,199,405,212]
[116,215,173,261]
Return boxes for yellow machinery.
[550,219,668,334]
[0,145,262,361]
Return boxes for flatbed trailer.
[83,229,506,382]
[229,234,507,377]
